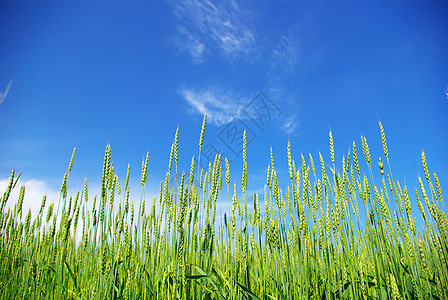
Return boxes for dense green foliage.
[1,116,447,299]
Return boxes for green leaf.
[236,281,261,300]
[64,261,78,292]
[211,265,230,290]
[186,274,212,280]
[332,281,351,298]
[211,265,230,298]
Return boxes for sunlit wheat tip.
[189,156,195,185]
[68,147,76,174]
[379,121,388,159]
[199,113,207,149]
[174,127,179,164]
[421,151,430,182]
[287,141,292,182]
[361,135,371,167]
[17,185,25,218]
[38,194,47,215]
[168,144,174,173]
[61,172,68,199]
[352,141,360,178]
[378,157,384,175]
[433,173,443,201]
[329,130,335,165]
[309,153,316,176]
[243,129,247,162]
[225,157,230,188]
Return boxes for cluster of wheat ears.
[0,114,447,299]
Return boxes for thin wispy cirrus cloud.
[170,1,301,134]
[272,25,301,74]
[181,86,301,137]
[170,0,256,63]
[265,86,300,135]
[180,87,246,125]
[0,81,12,106]
[176,26,206,64]
[281,113,299,136]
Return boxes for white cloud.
[0,80,12,106]
[281,114,299,135]
[170,0,255,62]
[0,177,60,220]
[272,25,300,73]
[180,88,247,125]
[176,26,207,64]
[0,175,160,232]
[181,86,301,134]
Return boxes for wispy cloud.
[281,113,299,135]
[272,25,300,73]
[181,86,300,135]
[170,0,255,63]
[180,88,246,125]
[265,84,300,135]
[0,80,12,106]
[176,27,207,64]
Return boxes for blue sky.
[0,0,447,222]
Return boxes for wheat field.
[0,115,447,299]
